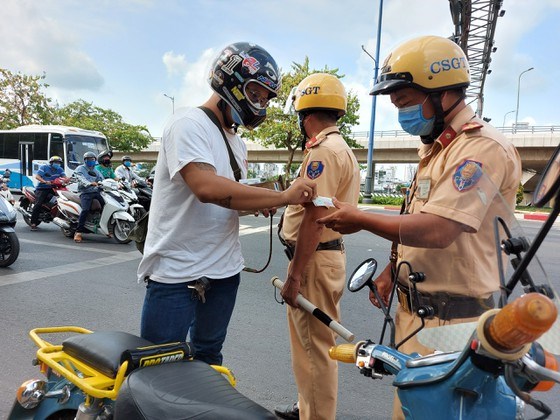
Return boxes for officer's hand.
[316,198,362,234]
[281,275,301,308]
[281,178,316,205]
[369,264,392,308]
[91,182,98,187]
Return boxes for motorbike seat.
[63,331,153,379]
[58,191,102,211]
[114,359,276,420]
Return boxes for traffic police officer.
[275,73,360,420]
[317,35,522,419]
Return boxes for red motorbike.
[17,177,70,227]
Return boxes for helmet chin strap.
[420,92,465,144]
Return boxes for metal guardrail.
[350,125,560,139]
[143,125,560,153]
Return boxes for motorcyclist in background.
[73,152,105,243]
[115,156,144,187]
[30,156,67,231]
[0,181,14,205]
[95,150,119,180]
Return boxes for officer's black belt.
[316,238,344,251]
[288,238,344,251]
[396,283,494,321]
[283,239,344,261]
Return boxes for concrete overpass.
[114,125,559,191]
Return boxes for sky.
[2,0,560,139]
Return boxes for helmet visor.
[244,82,271,110]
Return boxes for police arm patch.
[453,160,483,192]
[306,161,325,180]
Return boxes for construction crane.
[449,0,506,117]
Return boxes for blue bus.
[0,125,110,190]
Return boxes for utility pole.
[363,0,384,204]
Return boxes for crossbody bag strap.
[198,106,241,182]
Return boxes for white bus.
[0,125,110,190]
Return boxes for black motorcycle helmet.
[208,42,281,130]
[98,150,113,166]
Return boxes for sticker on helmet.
[306,161,325,180]
[257,74,279,90]
[241,53,260,75]
[453,160,483,192]
[212,70,224,85]
[231,86,244,101]
[221,55,242,75]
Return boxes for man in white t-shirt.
[137,42,316,366]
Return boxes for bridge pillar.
[362,162,375,203]
[520,169,540,205]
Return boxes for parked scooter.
[0,195,19,267]
[18,177,69,227]
[53,178,135,244]
[327,145,560,419]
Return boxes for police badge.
[453,160,483,191]
[306,161,324,180]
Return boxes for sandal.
[74,232,83,243]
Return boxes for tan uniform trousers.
[392,305,479,420]
[287,249,346,420]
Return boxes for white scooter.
[53,179,135,244]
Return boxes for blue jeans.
[77,191,105,232]
[140,273,240,365]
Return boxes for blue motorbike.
[329,144,560,419]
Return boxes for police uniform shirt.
[282,127,361,243]
[398,105,522,297]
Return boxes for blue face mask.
[398,100,435,136]
[230,108,243,126]
[85,160,97,168]
[124,161,132,168]
[52,163,61,169]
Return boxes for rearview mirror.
[348,258,378,292]
[283,86,297,115]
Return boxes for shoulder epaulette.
[461,122,483,132]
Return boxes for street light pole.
[502,109,515,128]
[163,93,175,114]
[363,0,384,204]
[514,67,533,131]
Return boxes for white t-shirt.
[137,107,247,284]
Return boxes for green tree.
[243,58,361,180]
[0,68,53,128]
[517,182,524,205]
[53,99,153,152]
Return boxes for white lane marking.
[239,224,274,236]
[0,251,141,286]
[18,238,119,254]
